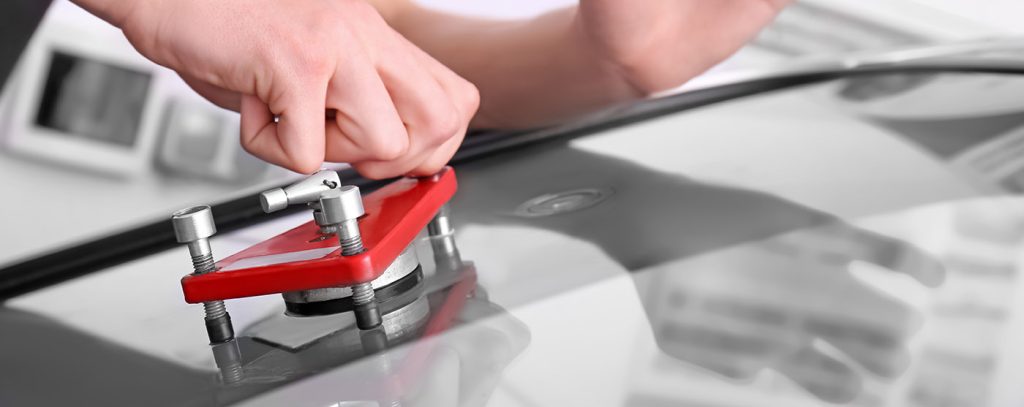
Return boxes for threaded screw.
[320,187,382,329]
[172,206,235,344]
[211,339,245,385]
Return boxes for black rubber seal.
[205,313,235,344]
[284,266,423,317]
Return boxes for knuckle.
[288,154,323,174]
[460,81,481,114]
[367,137,408,162]
[290,45,333,79]
[422,108,461,145]
[239,139,258,156]
[355,163,398,180]
[413,162,445,177]
[273,20,336,80]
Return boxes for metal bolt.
[427,204,462,272]
[211,339,245,385]
[426,204,454,236]
[260,170,342,234]
[310,202,338,235]
[319,187,381,329]
[172,206,235,343]
[259,169,340,213]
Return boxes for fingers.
[325,58,409,165]
[456,299,532,354]
[652,316,803,381]
[240,80,327,174]
[240,20,475,177]
[448,299,531,407]
[407,129,467,176]
[775,223,946,287]
[277,83,329,173]
[405,37,479,176]
[868,232,946,287]
[776,344,862,403]
[346,34,456,178]
[240,95,285,167]
[841,228,946,287]
[326,31,477,179]
[806,316,913,378]
[405,347,461,406]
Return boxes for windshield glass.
[6,71,1024,406]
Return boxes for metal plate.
[281,245,421,303]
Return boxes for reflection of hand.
[370,291,528,405]
[402,297,530,407]
[253,287,529,406]
[633,221,944,403]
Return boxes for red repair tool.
[181,168,456,304]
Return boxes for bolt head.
[319,185,364,225]
[171,206,217,243]
[259,188,288,213]
[259,170,341,213]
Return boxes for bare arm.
[68,0,786,177]
[375,0,791,128]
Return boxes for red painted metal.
[181,168,457,303]
[398,264,477,384]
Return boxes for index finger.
[777,224,946,287]
[240,82,327,174]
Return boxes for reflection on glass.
[633,220,941,404]
[225,241,529,406]
[0,231,530,406]
[453,144,932,405]
[907,201,1024,407]
[35,51,151,147]
[626,198,1024,406]
[837,74,938,102]
[828,73,1024,194]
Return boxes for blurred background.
[0,0,1021,267]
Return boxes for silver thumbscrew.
[260,169,342,234]
[319,186,382,329]
[172,206,235,343]
[260,169,340,213]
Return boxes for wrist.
[566,10,648,98]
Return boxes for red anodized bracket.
[181,168,457,303]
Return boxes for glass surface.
[35,50,151,147]
[5,71,1024,406]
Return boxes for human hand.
[576,0,791,93]
[633,221,944,402]
[104,0,478,177]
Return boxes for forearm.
[385,4,641,128]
